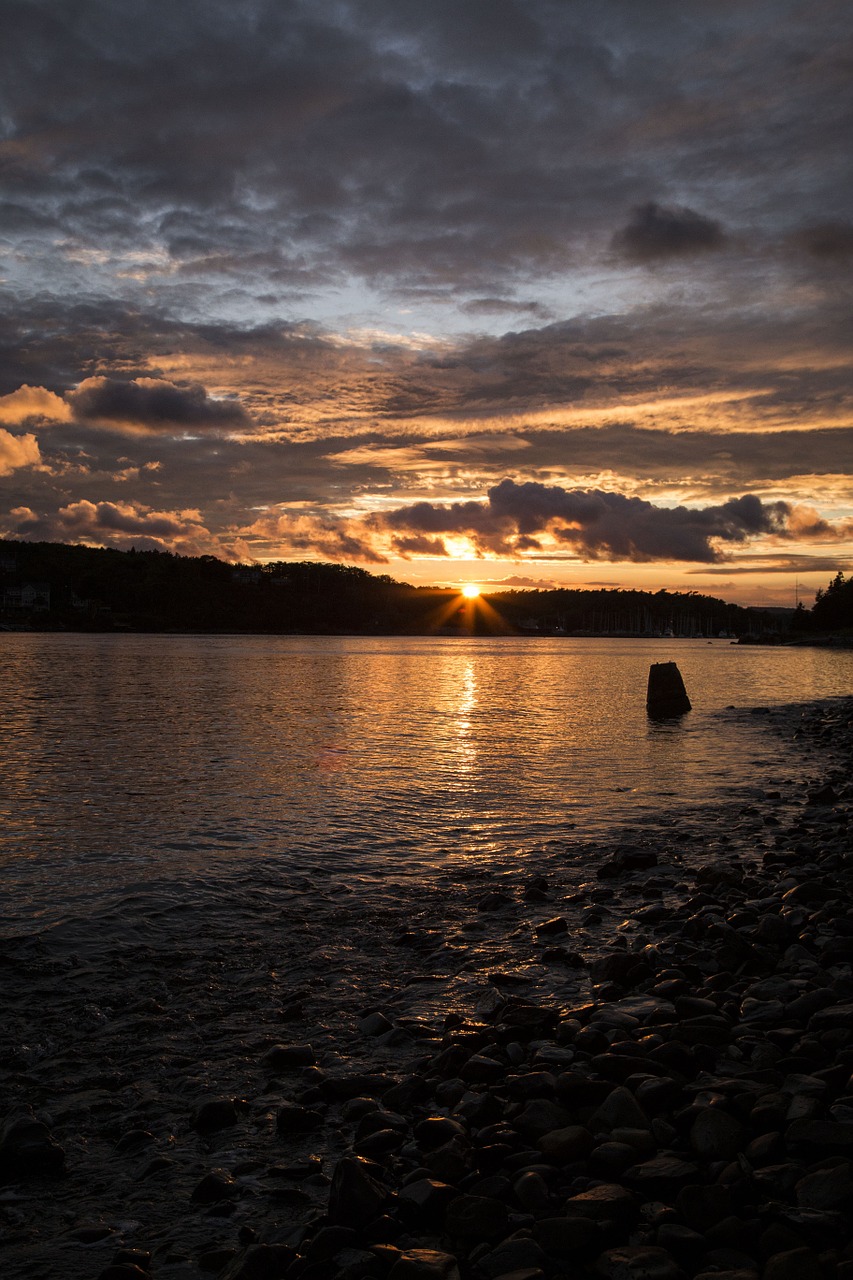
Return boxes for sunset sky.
[1,0,851,605]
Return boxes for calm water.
[1,633,851,934]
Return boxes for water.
[1,633,850,934]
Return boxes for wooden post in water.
[647,661,691,718]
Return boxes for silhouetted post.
[647,661,691,718]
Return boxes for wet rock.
[192,1098,246,1133]
[513,1099,572,1139]
[264,1043,316,1069]
[397,1177,456,1223]
[0,1110,65,1178]
[513,1170,552,1213]
[785,1118,853,1150]
[674,1184,732,1231]
[191,1169,239,1204]
[534,916,569,936]
[359,1011,394,1036]
[276,1102,323,1134]
[388,1249,461,1280]
[594,1244,682,1278]
[218,1243,298,1279]
[327,1156,388,1228]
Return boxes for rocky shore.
[1,697,851,1280]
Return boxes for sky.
[1,0,851,605]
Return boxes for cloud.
[0,385,72,425]
[363,479,848,564]
[612,203,726,262]
[791,222,853,259]
[0,429,41,476]
[67,377,251,434]
[3,499,248,559]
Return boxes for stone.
[534,1215,600,1255]
[689,1109,745,1159]
[795,1162,853,1210]
[763,1248,824,1280]
[359,1011,394,1036]
[513,1100,571,1139]
[535,917,569,936]
[0,1110,65,1178]
[513,1170,552,1213]
[624,1155,700,1195]
[565,1184,636,1225]
[327,1156,388,1228]
[276,1102,323,1134]
[536,1125,594,1162]
[388,1249,462,1280]
[218,1244,298,1280]
[646,662,691,718]
[445,1194,509,1244]
[191,1169,239,1204]
[675,1184,732,1231]
[264,1043,316,1069]
[594,1245,682,1278]
[398,1178,456,1222]
[590,1087,650,1133]
[477,1237,548,1279]
[192,1098,244,1133]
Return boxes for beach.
[1,696,852,1280]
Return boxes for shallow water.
[1,633,850,934]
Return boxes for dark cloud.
[612,202,726,262]
[369,479,839,565]
[67,377,250,432]
[791,221,853,259]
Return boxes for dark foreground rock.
[1,697,851,1279]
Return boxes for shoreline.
[1,697,851,1279]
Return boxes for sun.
[461,583,481,599]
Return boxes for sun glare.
[461,583,481,598]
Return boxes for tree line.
[0,538,846,637]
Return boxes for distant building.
[3,582,51,611]
[231,567,262,585]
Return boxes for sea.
[1,633,851,937]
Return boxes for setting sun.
[461,584,481,598]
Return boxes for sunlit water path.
[2,633,851,934]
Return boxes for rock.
[763,1247,825,1280]
[264,1043,316,1069]
[785,1119,853,1150]
[674,1184,732,1231]
[445,1194,509,1244]
[327,1156,388,1228]
[624,1155,700,1195]
[535,916,569,936]
[192,1098,245,1133]
[795,1162,853,1210]
[397,1178,456,1222]
[217,1243,298,1279]
[536,1125,594,1163]
[590,1087,650,1132]
[415,1117,467,1150]
[0,1110,65,1178]
[388,1249,461,1280]
[514,1170,552,1213]
[477,1237,548,1279]
[359,1011,394,1036]
[276,1102,323,1134]
[689,1109,745,1159]
[595,1245,682,1278]
[513,1099,572,1139]
[565,1184,637,1225]
[646,661,691,718]
[191,1169,239,1204]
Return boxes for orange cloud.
[0,428,41,475]
[0,385,71,425]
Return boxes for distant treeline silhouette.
[0,538,838,637]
